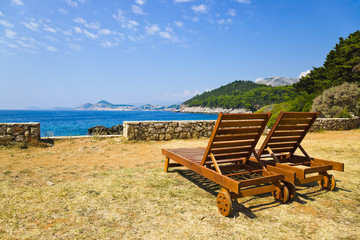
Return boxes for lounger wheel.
[284,182,296,200]
[216,191,232,217]
[272,182,290,203]
[318,174,336,191]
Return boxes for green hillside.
[183,80,298,112]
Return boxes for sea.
[0,110,217,137]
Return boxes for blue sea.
[0,110,217,137]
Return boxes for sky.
[0,0,360,109]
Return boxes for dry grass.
[0,130,359,239]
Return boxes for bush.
[311,82,360,117]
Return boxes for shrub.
[311,82,360,117]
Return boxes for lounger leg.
[164,157,170,172]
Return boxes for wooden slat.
[219,120,265,128]
[211,140,254,148]
[204,158,245,165]
[217,127,261,135]
[267,142,297,148]
[268,136,301,143]
[209,152,249,160]
[210,146,252,154]
[282,112,318,118]
[239,174,283,188]
[221,113,269,120]
[279,118,313,125]
[225,169,263,177]
[276,125,309,131]
[213,134,258,142]
[272,131,304,137]
[262,146,294,154]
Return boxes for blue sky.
[1,0,359,109]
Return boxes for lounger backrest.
[257,111,318,159]
[201,112,271,166]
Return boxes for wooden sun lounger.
[251,111,344,192]
[162,113,295,217]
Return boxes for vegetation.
[311,82,360,117]
[183,30,360,116]
[184,81,299,112]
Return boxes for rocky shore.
[179,105,251,114]
[88,125,123,135]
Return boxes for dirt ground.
[0,130,359,239]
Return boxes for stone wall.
[310,117,360,132]
[0,123,40,144]
[123,120,216,141]
[123,117,360,141]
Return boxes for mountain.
[74,100,180,111]
[74,100,137,111]
[255,76,299,86]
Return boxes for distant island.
[74,100,180,112]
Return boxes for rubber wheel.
[216,191,232,217]
[273,183,290,203]
[285,182,296,200]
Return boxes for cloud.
[132,5,144,15]
[145,24,160,35]
[68,43,81,51]
[174,0,193,2]
[174,21,183,27]
[235,0,251,4]
[217,18,232,24]
[73,17,100,29]
[98,29,114,35]
[158,89,201,103]
[65,0,86,7]
[21,21,39,31]
[192,4,208,14]
[46,45,58,52]
[5,29,17,38]
[113,9,139,30]
[0,11,3,17]
[135,0,146,5]
[59,8,69,15]
[83,29,97,39]
[100,41,118,48]
[299,70,311,78]
[11,0,24,6]
[228,9,236,16]
[0,19,14,28]
[44,26,56,33]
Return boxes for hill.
[74,100,137,111]
[183,80,298,112]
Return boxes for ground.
[0,130,359,239]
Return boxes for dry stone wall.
[124,117,360,141]
[123,120,216,141]
[310,117,360,132]
[0,123,40,144]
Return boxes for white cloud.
[192,4,207,14]
[11,0,24,6]
[135,0,145,5]
[68,43,81,51]
[235,0,251,4]
[0,11,3,17]
[74,17,100,29]
[21,21,39,31]
[174,21,183,27]
[59,8,69,15]
[192,17,199,22]
[63,29,72,36]
[228,9,236,16]
[113,9,139,30]
[145,24,160,34]
[99,29,114,35]
[74,26,82,33]
[100,41,118,48]
[44,26,56,33]
[5,29,17,38]
[83,29,97,39]
[65,0,78,7]
[0,19,14,28]
[159,31,171,39]
[46,45,58,52]
[132,5,144,15]
[174,0,193,3]
[299,70,311,78]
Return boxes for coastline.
[179,105,251,114]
